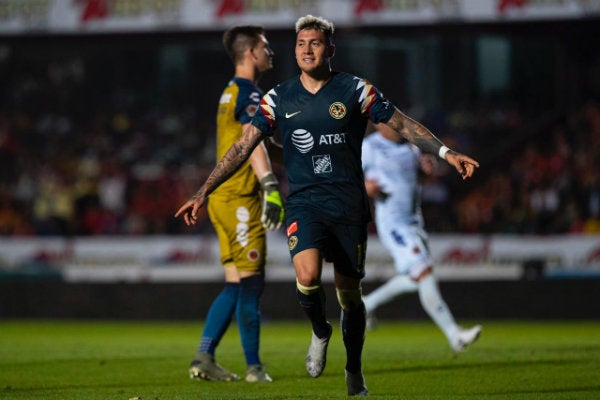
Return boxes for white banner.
[1,233,599,282]
[1,0,599,34]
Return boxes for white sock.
[363,274,418,314]
[418,274,459,344]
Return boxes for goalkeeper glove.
[259,172,284,230]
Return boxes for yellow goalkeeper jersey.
[212,77,263,198]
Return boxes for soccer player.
[186,25,283,383]
[362,122,482,352]
[176,15,479,396]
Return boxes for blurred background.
[0,0,599,320]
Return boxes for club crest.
[288,236,298,250]
[329,102,347,119]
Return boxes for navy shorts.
[285,208,367,279]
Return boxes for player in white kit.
[362,122,481,352]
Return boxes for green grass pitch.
[1,320,599,399]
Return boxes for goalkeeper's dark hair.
[223,25,266,65]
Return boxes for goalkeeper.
[184,25,283,383]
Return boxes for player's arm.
[247,123,274,178]
[175,124,267,225]
[246,123,284,230]
[419,153,437,177]
[362,135,388,200]
[385,108,479,180]
[364,179,388,200]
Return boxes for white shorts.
[377,221,432,280]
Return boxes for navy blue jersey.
[252,71,395,223]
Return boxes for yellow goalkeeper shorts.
[208,194,266,272]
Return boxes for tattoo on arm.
[387,109,445,155]
[194,125,265,199]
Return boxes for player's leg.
[287,216,332,377]
[233,198,272,382]
[236,272,272,382]
[363,223,421,328]
[417,269,481,352]
[363,274,417,330]
[189,265,241,381]
[417,268,458,344]
[189,197,241,380]
[293,248,332,377]
[188,200,246,381]
[411,227,482,351]
[335,277,368,396]
[363,274,418,314]
[332,224,368,396]
[402,223,474,351]
[381,223,469,348]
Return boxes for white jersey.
[362,132,423,226]
[362,131,431,277]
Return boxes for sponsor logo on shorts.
[312,154,332,174]
[236,207,250,247]
[288,235,298,250]
[329,102,347,119]
[247,249,260,262]
[286,221,298,237]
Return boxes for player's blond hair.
[295,15,334,44]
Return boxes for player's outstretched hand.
[446,152,479,180]
[174,192,207,226]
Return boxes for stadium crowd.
[0,55,599,237]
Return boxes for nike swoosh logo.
[285,111,302,118]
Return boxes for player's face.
[253,34,274,72]
[295,28,333,75]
